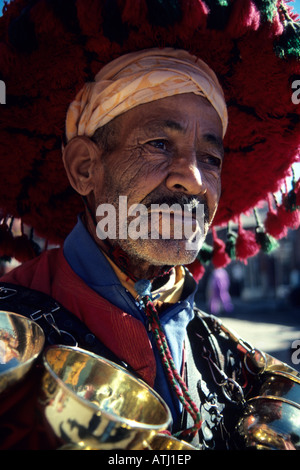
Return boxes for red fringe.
[186,259,205,283]
[235,219,260,263]
[264,210,288,239]
[211,228,231,268]
[226,0,260,38]
[276,204,300,230]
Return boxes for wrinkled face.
[90,93,224,266]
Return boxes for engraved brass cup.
[147,433,198,450]
[237,370,300,450]
[39,345,172,450]
[0,310,45,394]
[59,435,198,451]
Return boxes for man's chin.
[120,238,203,267]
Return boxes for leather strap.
[0,282,131,372]
[184,308,245,449]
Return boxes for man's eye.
[147,139,168,150]
[201,154,222,168]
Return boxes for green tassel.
[252,0,277,22]
[197,242,213,265]
[205,0,229,9]
[254,208,279,253]
[216,0,229,6]
[225,230,237,260]
[255,226,279,253]
[274,5,300,59]
[275,22,300,59]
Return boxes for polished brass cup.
[237,370,300,450]
[0,310,45,394]
[265,353,300,380]
[59,435,198,451]
[147,433,197,450]
[39,345,172,450]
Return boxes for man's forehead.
[136,118,223,144]
[119,95,224,143]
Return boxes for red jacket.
[0,247,157,449]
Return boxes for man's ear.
[62,136,102,196]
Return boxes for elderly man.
[0,48,242,450]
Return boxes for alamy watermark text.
[95,196,205,250]
[0,80,6,104]
[292,80,300,105]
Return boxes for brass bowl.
[40,346,172,450]
[237,396,300,450]
[236,366,300,450]
[259,370,300,405]
[265,354,300,381]
[0,310,45,394]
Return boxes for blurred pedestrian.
[207,268,233,315]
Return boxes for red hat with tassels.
[0,0,299,276]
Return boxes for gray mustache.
[142,194,209,223]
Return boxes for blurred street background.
[196,294,300,372]
[196,218,300,372]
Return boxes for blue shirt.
[63,217,197,430]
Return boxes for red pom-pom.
[277,204,300,230]
[226,0,260,38]
[186,259,205,283]
[235,225,260,263]
[212,235,231,268]
[264,210,288,239]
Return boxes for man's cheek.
[208,179,221,211]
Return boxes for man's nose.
[165,152,206,195]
